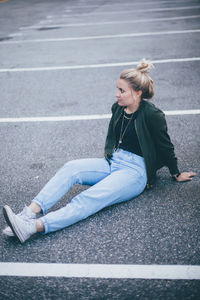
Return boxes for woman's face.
[116,78,140,107]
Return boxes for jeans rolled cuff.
[31,198,46,214]
[39,216,49,235]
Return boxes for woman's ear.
[137,90,142,97]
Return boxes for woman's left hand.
[176,172,197,182]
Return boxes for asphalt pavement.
[0,0,200,299]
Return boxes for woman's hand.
[176,172,197,182]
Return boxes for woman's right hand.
[175,172,196,182]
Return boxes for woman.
[3,59,196,243]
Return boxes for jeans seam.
[74,170,110,184]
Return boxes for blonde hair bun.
[136,59,154,74]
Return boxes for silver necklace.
[123,114,132,120]
[117,111,134,150]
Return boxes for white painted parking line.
[0,110,199,124]
[164,110,200,115]
[2,29,200,44]
[63,6,200,16]
[0,263,199,279]
[0,57,200,73]
[21,15,200,29]
[0,114,111,123]
[61,0,195,9]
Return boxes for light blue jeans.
[33,149,147,234]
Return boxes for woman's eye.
[120,88,125,93]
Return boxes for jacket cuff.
[169,165,180,176]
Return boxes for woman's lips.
[117,99,123,104]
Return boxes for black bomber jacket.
[104,100,179,187]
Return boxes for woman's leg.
[3,158,111,242]
[32,158,111,214]
[40,156,147,234]
[3,151,147,242]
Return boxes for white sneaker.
[2,206,36,237]
[3,205,37,243]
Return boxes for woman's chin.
[117,100,124,106]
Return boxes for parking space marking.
[2,29,200,44]
[0,263,199,279]
[0,57,200,73]
[63,6,200,16]
[61,1,197,9]
[21,15,200,29]
[0,110,199,124]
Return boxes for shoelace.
[18,208,35,220]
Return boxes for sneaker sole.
[3,205,25,243]
[2,227,15,237]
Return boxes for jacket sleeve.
[111,101,118,113]
[104,102,118,158]
[148,108,180,175]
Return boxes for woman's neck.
[125,101,141,114]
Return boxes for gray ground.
[0,0,200,299]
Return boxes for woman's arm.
[148,108,196,182]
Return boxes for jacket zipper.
[134,119,143,157]
[134,119,152,189]
[112,109,123,152]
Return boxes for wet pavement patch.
[37,27,61,31]
[29,163,45,170]
[0,36,12,42]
